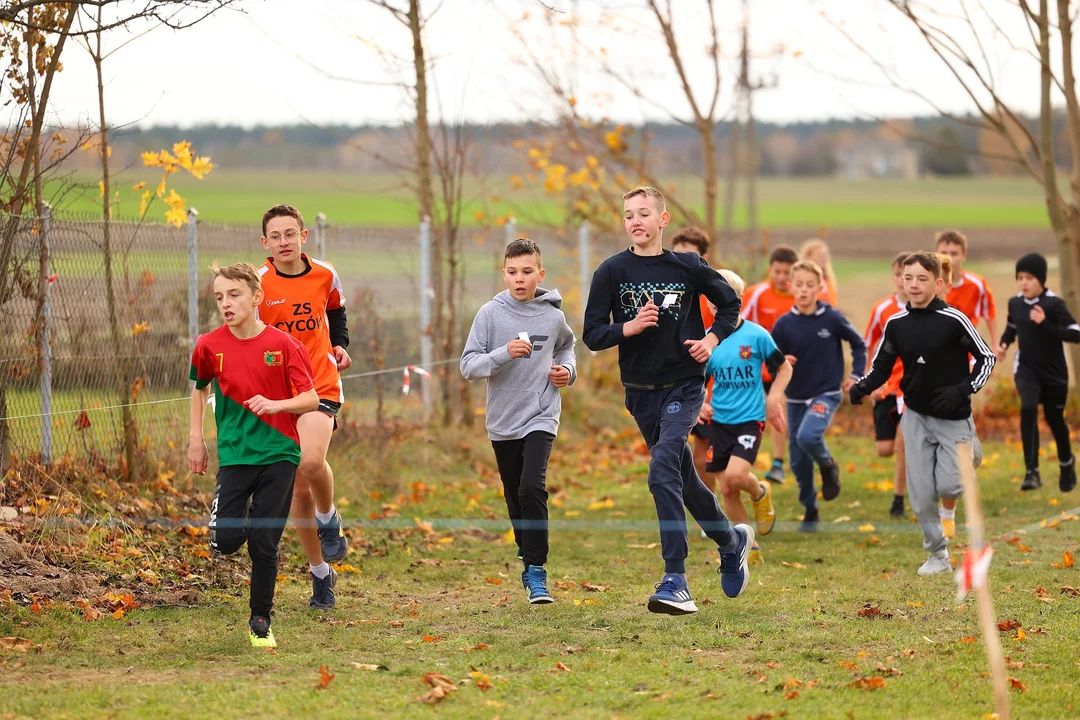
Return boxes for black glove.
[848,382,869,406]
[932,384,971,415]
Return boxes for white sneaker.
[917,551,951,576]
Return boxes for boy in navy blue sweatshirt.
[583,186,753,616]
[771,260,866,531]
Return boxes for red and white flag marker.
[402,365,431,396]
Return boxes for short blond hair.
[623,185,666,212]
[791,259,823,283]
[211,261,261,295]
[719,269,745,297]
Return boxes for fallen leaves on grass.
[851,676,886,690]
[469,671,493,691]
[858,524,876,533]
[857,605,893,619]
[1034,587,1054,603]
[389,621,405,628]
[493,596,509,607]
[413,558,442,567]
[1061,586,1080,597]
[1007,677,1028,693]
[747,713,789,720]
[0,637,33,653]
[484,577,504,585]
[628,543,660,549]
[466,643,489,651]
[837,661,859,671]
[875,663,903,677]
[419,673,457,704]
[587,497,615,511]
[997,620,1022,632]
[781,562,807,569]
[958,636,978,644]
[351,662,389,671]
[581,581,610,592]
[422,635,444,643]
[784,691,799,700]
[1051,551,1075,569]
[564,646,589,654]
[1012,628,1025,642]
[316,665,335,690]
[554,661,571,672]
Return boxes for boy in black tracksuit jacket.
[996,252,1079,493]
[851,252,995,576]
[584,186,753,616]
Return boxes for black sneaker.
[799,506,820,533]
[1021,469,1042,492]
[889,495,905,519]
[1061,460,1077,493]
[317,509,349,563]
[820,459,841,501]
[309,566,338,610]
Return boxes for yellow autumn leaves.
[126,141,215,228]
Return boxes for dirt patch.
[0,555,107,600]
[0,531,28,563]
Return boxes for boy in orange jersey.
[740,245,798,484]
[936,230,998,343]
[864,252,910,519]
[257,204,351,610]
[671,227,715,489]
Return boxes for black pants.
[1016,369,1073,471]
[491,431,554,567]
[625,378,735,574]
[210,461,297,618]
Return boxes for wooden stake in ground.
[955,441,1010,720]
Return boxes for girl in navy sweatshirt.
[771,260,866,531]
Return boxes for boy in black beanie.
[995,252,1080,492]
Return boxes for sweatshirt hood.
[493,287,563,313]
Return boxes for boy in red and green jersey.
[188,262,318,648]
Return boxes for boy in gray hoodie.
[460,238,578,604]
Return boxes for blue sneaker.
[522,565,554,604]
[718,524,754,598]
[647,573,697,615]
[309,566,338,610]
[317,509,349,563]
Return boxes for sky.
[40,0,1053,129]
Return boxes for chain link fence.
[0,209,609,472]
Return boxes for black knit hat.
[1016,252,1048,287]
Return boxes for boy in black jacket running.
[995,252,1080,493]
[584,186,753,616]
[850,252,996,576]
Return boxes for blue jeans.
[625,378,735,574]
[787,393,841,510]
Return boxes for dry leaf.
[493,596,509,607]
[997,620,1022,632]
[419,673,458,705]
[587,498,615,511]
[485,577,504,585]
[422,635,444,643]
[1052,551,1075,569]
[581,581,610,592]
[838,661,859,671]
[958,636,978,644]
[1013,628,1025,642]
[851,676,886,690]
[785,691,799,700]
[0,637,33,653]
[555,661,571,672]
[351,663,389,671]
[467,644,489,651]
[469,671,493,691]
[1007,676,1028,693]
[316,664,335,690]
[389,621,405,628]
[858,524,876,533]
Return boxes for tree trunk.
[700,120,718,263]
[441,220,458,422]
[94,23,138,480]
[723,119,738,254]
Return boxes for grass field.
[3,397,1079,718]
[49,172,1053,229]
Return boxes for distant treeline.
[75,114,1069,177]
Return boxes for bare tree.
[832,0,1080,373]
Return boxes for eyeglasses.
[267,230,301,243]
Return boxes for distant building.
[834,141,919,180]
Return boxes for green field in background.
[50,172,1052,229]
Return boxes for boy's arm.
[765,353,793,433]
[1000,301,1018,347]
[188,384,210,475]
[1042,300,1080,343]
[583,265,627,351]
[328,307,350,350]
[850,322,899,403]
[958,315,996,395]
[863,307,882,374]
[460,306,513,380]
[984,284,998,347]
[692,256,741,343]
[837,311,868,385]
[552,316,578,386]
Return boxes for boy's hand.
[188,439,208,475]
[842,377,857,393]
[548,365,571,387]
[507,339,533,359]
[698,403,713,424]
[785,354,798,367]
[623,300,659,336]
[766,395,787,434]
[1030,305,1046,325]
[333,345,353,371]
[684,333,719,363]
[994,342,1007,363]
[870,386,888,402]
[245,395,283,415]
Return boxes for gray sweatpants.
[900,409,983,555]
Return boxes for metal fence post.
[578,221,590,322]
[39,204,53,463]
[187,208,199,347]
[315,212,326,259]
[419,217,433,420]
